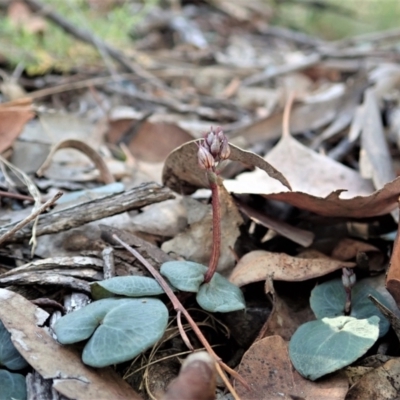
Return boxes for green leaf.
[91,276,164,300]
[54,298,169,368]
[0,370,26,400]
[289,316,379,380]
[0,320,28,370]
[160,261,207,292]
[54,298,131,344]
[310,279,391,336]
[196,273,246,312]
[82,298,168,367]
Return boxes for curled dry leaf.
[229,250,355,287]
[37,139,115,184]
[162,352,216,400]
[0,289,141,400]
[162,139,290,195]
[235,335,348,400]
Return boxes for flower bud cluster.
[342,268,356,290]
[197,127,231,170]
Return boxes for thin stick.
[112,234,248,395]
[0,190,35,202]
[215,362,241,400]
[177,310,193,351]
[282,92,295,138]
[0,191,63,246]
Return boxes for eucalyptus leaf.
[54,298,134,344]
[196,272,245,312]
[82,298,168,367]
[310,279,391,336]
[289,316,379,380]
[0,320,28,370]
[160,261,207,292]
[91,276,164,300]
[0,370,27,400]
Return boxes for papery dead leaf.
[108,118,193,163]
[346,358,400,400]
[235,335,348,400]
[331,238,379,261]
[0,289,141,400]
[0,98,34,153]
[162,139,290,194]
[258,277,314,341]
[230,250,355,287]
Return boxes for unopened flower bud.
[206,130,215,147]
[220,137,231,160]
[198,144,214,170]
[349,273,356,287]
[209,135,221,157]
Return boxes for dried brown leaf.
[331,238,379,261]
[0,98,34,153]
[0,289,141,400]
[235,335,348,400]
[162,139,290,195]
[229,250,355,286]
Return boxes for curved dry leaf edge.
[36,139,115,184]
[162,139,291,194]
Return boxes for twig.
[102,247,115,280]
[0,191,63,246]
[112,234,249,394]
[0,190,35,202]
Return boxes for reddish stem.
[204,173,221,283]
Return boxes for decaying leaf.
[235,335,348,400]
[229,250,355,287]
[346,358,400,400]
[0,289,141,400]
[331,238,379,261]
[162,139,290,195]
[0,98,34,153]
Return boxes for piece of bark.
[0,182,174,243]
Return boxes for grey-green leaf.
[82,298,168,367]
[91,276,164,300]
[196,273,245,312]
[160,261,207,292]
[54,298,134,344]
[289,316,379,380]
[0,320,28,370]
[0,370,27,400]
[310,279,391,336]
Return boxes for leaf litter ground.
[1,1,400,399]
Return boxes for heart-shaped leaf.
[55,298,168,367]
[196,272,245,312]
[0,320,28,370]
[289,316,379,380]
[91,276,165,300]
[54,298,132,344]
[0,370,26,400]
[160,261,207,292]
[82,298,168,367]
[310,279,391,336]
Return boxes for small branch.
[0,190,35,202]
[112,234,248,394]
[0,191,63,246]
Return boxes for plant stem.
[204,171,221,283]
